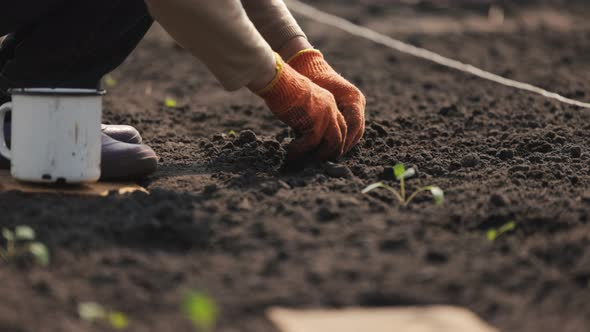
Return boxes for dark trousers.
[0,0,153,104]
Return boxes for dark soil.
[2,1,590,331]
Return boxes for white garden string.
[286,0,590,109]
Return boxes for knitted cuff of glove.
[287,49,332,75]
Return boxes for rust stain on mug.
[75,123,79,144]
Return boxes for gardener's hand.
[257,54,347,162]
[288,49,366,154]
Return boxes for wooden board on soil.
[0,170,147,196]
[268,306,499,332]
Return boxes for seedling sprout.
[78,302,129,330]
[362,163,444,206]
[486,221,516,241]
[183,291,218,332]
[104,75,118,87]
[165,97,178,108]
[0,226,49,266]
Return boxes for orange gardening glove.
[288,49,366,153]
[258,54,347,162]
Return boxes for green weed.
[104,75,118,87]
[362,163,444,206]
[78,302,129,330]
[0,226,49,266]
[486,221,516,241]
[165,97,178,108]
[183,291,218,332]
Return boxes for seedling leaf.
[29,242,49,266]
[428,186,445,205]
[108,312,129,330]
[362,182,385,194]
[363,164,445,207]
[183,291,218,331]
[15,226,35,241]
[2,228,14,241]
[486,229,498,241]
[393,164,406,179]
[165,98,177,108]
[228,130,236,136]
[79,302,106,322]
[499,221,516,233]
[104,75,117,87]
[400,168,416,180]
[487,221,516,242]
[79,302,128,329]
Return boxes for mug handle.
[0,102,12,160]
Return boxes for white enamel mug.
[0,88,104,184]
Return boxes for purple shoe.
[100,133,158,180]
[0,121,8,169]
[101,124,142,144]
[1,122,157,180]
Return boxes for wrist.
[247,53,280,93]
[278,36,313,61]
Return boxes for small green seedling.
[78,302,129,330]
[104,75,118,87]
[228,130,236,136]
[165,97,178,108]
[183,291,218,332]
[0,226,49,266]
[486,221,516,241]
[362,163,444,206]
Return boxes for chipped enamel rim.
[8,88,106,96]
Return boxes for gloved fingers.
[351,119,366,151]
[337,110,348,146]
[313,111,347,161]
[321,80,365,153]
[354,94,367,149]
[340,104,365,153]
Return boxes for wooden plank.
[268,306,498,332]
[0,170,148,196]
